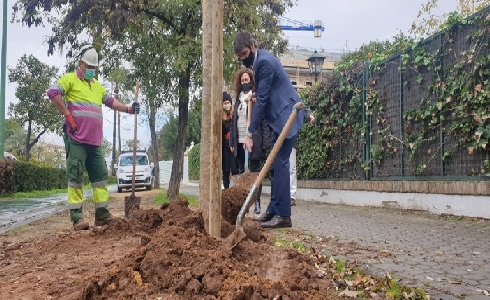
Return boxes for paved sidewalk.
[174,184,490,299]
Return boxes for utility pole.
[0,0,7,159]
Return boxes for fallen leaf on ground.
[338,288,359,298]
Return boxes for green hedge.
[9,161,66,193]
[0,161,117,194]
[188,143,200,180]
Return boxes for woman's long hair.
[232,68,256,102]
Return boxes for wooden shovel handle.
[254,102,304,187]
[131,80,141,196]
[247,95,253,127]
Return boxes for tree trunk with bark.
[25,121,32,162]
[148,101,160,189]
[167,71,191,200]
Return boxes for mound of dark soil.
[80,199,337,299]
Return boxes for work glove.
[65,113,78,133]
[127,102,140,114]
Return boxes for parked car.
[3,152,17,160]
[115,150,154,193]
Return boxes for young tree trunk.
[167,72,190,200]
[199,0,213,232]
[25,120,32,161]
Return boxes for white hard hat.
[79,45,98,66]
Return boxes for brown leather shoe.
[253,212,274,222]
[290,198,296,206]
[73,219,89,231]
[260,215,292,228]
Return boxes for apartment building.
[279,47,338,90]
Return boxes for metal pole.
[0,0,7,159]
[363,60,371,180]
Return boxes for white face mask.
[223,103,232,111]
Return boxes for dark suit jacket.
[248,48,305,138]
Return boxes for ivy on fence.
[298,8,490,180]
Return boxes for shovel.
[125,80,141,218]
[224,102,304,249]
[245,98,253,172]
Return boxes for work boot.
[73,219,89,231]
[253,200,261,214]
[70,208,89,230]
[94,207,116,226]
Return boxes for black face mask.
[241,82,253,93]
[242,49,255,68]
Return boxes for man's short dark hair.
[234,32,255,54]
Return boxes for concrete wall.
[262,180,490,219]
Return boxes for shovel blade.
[125,195,141,218]
[223,184,257,250]
[224,228,247,250]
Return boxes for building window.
[291,81,297,85]
[306,82,312,86]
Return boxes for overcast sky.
[1,0,459,147]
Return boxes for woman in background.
[230,69,270,213]
[222,91,238,189]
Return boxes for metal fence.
[326,8,490,181]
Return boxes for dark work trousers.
[236,142,246,174]
[222,146,238,189]
[267,134,296,217]
[249,159,263,201]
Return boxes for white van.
[115,150,154,193]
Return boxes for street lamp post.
[306,50,326,83]
[0,0,7,159]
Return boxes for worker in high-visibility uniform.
[47,45,141,230]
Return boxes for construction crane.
[278,16,325,37]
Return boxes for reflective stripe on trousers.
[65,134,109,208]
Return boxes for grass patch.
[274,236,290,248]
[155,190,198,207]
[1,184,93,199]
[273,236,308,253]
[5,189,68,199]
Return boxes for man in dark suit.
[234,31,305,228]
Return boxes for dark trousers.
[268,134,295,217]
[236,143,246,174]
[249,159,263,201]
[222,146,238,189]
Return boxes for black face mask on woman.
[241,82,253,93]
[242,49,255,68]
